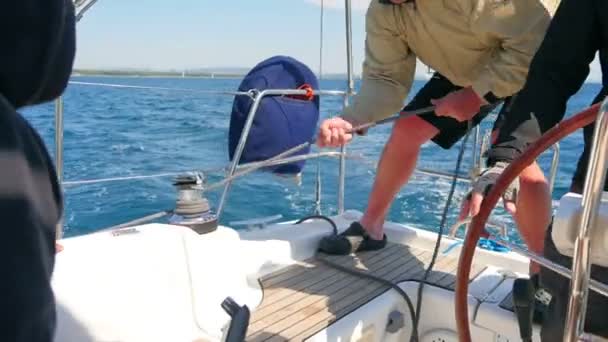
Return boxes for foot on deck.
[318,222,387,255]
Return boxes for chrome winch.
[168,172,218,234]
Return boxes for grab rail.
[340,0,355,215]
[75,0,99,21]
[489,235,608,299]
[448,217,507,240]
[55,97,64,239]
[214,88,360,219]
[563,97,608,341]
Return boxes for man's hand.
[431,87,487,122]
[459,162,520,221]
[316,117,354,148]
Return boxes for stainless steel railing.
[53,80,563,234]
[214,88,352,219]
[55,96,64,239]
[339,0,355,215]
[74,0,99,22]
[448,217,508,240]
[58,0,562,242]
[563,97,608,341]
[490,235,608,298]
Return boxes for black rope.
[295,215,338,235]
[295,216,419,342]
[412,119,473,334]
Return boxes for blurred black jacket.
[0,0,76,341]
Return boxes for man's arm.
[470,0,558,102]
[487,0,600,164]
[340,1,416,125]
[460,0,601,218]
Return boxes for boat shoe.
[318,221,387,255]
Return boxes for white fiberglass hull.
[51,210,537,342]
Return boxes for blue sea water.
[21,76,603,245]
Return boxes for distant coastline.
[71,68,362,80]
[72,68,244,79]
[70,69,604,86]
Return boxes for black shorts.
[539,221,608,341]
[404,73,511,149]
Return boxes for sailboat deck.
[246,242,486,341]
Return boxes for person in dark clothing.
[570,48,608,194]
[0,0,76,341]
[459,0,608,339]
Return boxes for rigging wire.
[314,0,325,215]
[69,81,255,97]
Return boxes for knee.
[519,162,549,189]
[388,115,437,148]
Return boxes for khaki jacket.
[341,0,560,125]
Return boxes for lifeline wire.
[69,81,254,97]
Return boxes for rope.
[412,119,472,335]
[412,101,501,337]
[295,215,419,342]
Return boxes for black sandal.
[318,221,387,255]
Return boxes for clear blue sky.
[75,0,370,75]
[74,0,602,82]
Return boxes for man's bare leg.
[514,162,552,274]
[359,116,439,240]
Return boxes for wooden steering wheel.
[454,102,601,341]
